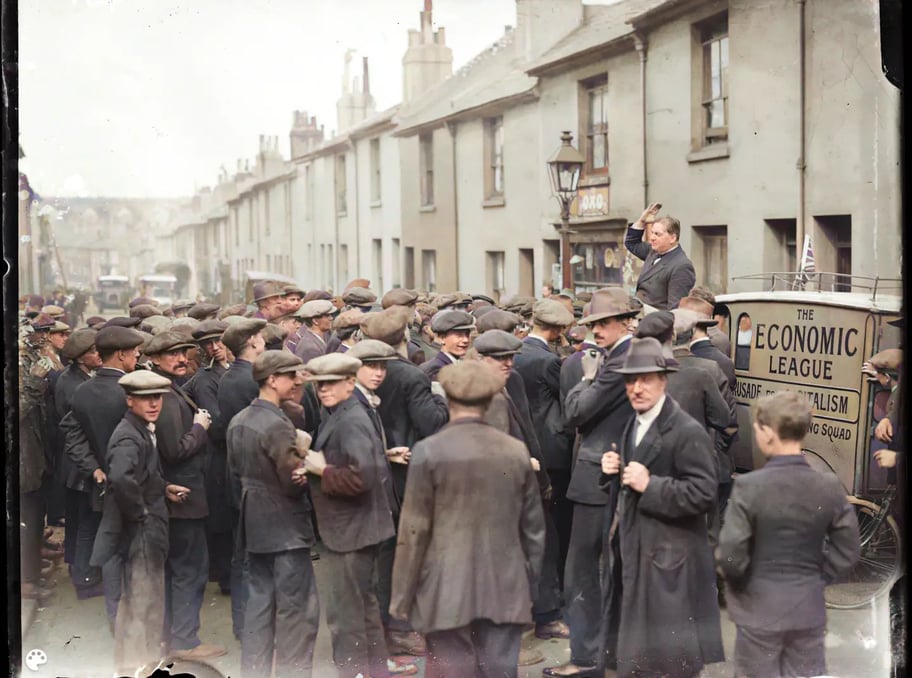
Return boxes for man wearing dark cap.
[251,281,286,321]
[292,300,336,363]
[130,304,163,321]
[129,296,158,309]
[421,310,475,381]
[86,315,107,329]
[685,301,736,392]
[172,299,194,317]
[144,332,222,659]
[360,306,449,655]
[391,361,546,677]
[217,317,268,639]
[323,309,361,354]
[105,316,143,329]
[227,351,319,677]
[409,302,439,364]
[188,303,221,322]
[302,353,415,677]
[682,290,731,358]
[599,337,723,677]
[546,294,638,678]
[343,286,378,313]
[60,325,145,619]
[381,288,419,310]
[184,319,233,595]
[476,308,522,335]
[91,370,190,677]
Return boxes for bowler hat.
[61,328,98,360]
[431,310,475,335]
[347,339,397,362]
[579,294,638,325]
[252,350,307,382]
[381,288,419,309]
[474,330,522,357]
[252,281,284,304]
[612,337,678,375]
[188,303,220,321]
[360,307,412,347]
[221,318,267,356]
[304,353,362,381]
[95,326,145,351]
[438,361,503,404]
[192,319,228,342]
[144,331,198,356]
[476,309,522,334]
[118,370,171,395]
[532,299,574,328]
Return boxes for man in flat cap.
[322,309,362,355]
[131,304,164,321]
[171,299,194,317]
[409,302,439,364]
[301,353,416,677]
[360,306,449,656]
[217,317,268,639]
[435,291,473,312]
[421,310,475,381]
[343,286,378,313]
[292,299,336,364]
[91,370,191,677]
[512,299,575,603]
[218,303,248,320]
[226,351,319,677]
[381,288,419,310]
[683,300,736,393]
[683,289,732,357]
[282,284,305,315]
[188,303,221,322]
[546,294,637,678]
[43,319,73,527]
[391,361,546,677]
[60,325,145,620]
[625,203,696,310]
[144,332,221,659]
[184,319,233,595]
[476,308,522,335]
[104,316,143,329]
[251,281,286,321]
[598,337,722,677]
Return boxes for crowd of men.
[15,204,901,678]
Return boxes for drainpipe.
[796,0,807,270]
[633,33,648,206]
[447,121,461,289]
[352,140,362,279]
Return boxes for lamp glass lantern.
[547,131,585,204]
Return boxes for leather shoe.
[171,643,228,659]
[542,662,600,677]
[536,619,570,639]
[386,630,427,656]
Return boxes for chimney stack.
[362,56,370,95]
[402,0,453,103]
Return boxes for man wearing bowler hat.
[251,281,286,321]
[292,299,336,364]
[421,310,475,381]
[546,294,638,678]
[599,337,723,677]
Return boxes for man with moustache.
[544,295,638,678]
[420,310,475,381]
[251,281,286,321]
[145,332,222,659]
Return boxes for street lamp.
[547,131,585,291]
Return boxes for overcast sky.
[19,0,524,198]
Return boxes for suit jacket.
[690,338,736,392]
[564,336,635,505]
[625,225,696,310]
[390,418,546,633]
[151,367,209,519]
[53,363,91,490]
[420,350,454,381]
[560,345,603,402]
[408,337,434,365]
[292,327,327,364]
[227,398,314,553]
[513,336,574,470]
[707,326,732,358]
[91,411,169,568]
[310,396,396,553]
[217,358,260,509]
[716,454,860,631]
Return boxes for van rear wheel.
[824,496,901,609]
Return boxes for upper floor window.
[335,154,347,215]
[370,138,382,203]
[583,76,609,174]
[699,13,729,145]
[419,134,434,207]
[484,117,504,199]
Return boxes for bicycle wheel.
[824,497,901,609]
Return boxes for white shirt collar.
[635,394,666,433]
[608,333,632,356]
[442,350,460,363]
[527,333,550,348]
[654,244,680,259]
[355,382,381,408]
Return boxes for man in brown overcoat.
[390,361,546,677]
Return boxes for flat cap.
[62,328,98,360]
[304,353,362,381]
[104,316,142,328]
[344,278,372,292]
[431,310,475,335]
[118,370,171,395]
[678,296,715,319]
[333,309,364,331]
[129,296,158,309]
[502,295,536,317]
[612,337,678,375]
[222,315,250,327]
[438,361,503,404]
[579,294,638,326]
[85,315,107,329]
[360,307,412,346]
[252,350,307,382]
[282,283,305,296]
[192,319,228,342]
[263,323,288,345]
[381,288,419,309]
[136,330,156,352]
[143,331,198,355]
[219,303,249,319]
[188,303,220,321]
[130,304,163,320]
[672,308,716,336]
[30,313,56,331]
[532,299,575,328]
[436,292,473,310]
[296,299,336,320]
[472,293,495,305]
[252,281,284,303]
[221,318,267,355]
[476,309,522,334]
[343,287,378,306]
[567,326,589,342]
[688,286,717,305]
[347,339,397,362]
[171,317,201,338]
[869,348,902,373]
[41,304,66,317]
[49,321,72,333]
[415,302,435,323]
[171,299,194,313]
[474,329,523,357]
[140,315,173,335]
[95,325,145,351]
[302,289,333,303]
[635,311,675,340]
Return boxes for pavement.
[19,535,895,678]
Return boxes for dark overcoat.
[309,396,396,553]
[600,396,724,678]
[292,328,327,364]
[419,349,453,381]
[390,418,546,633]
[217,358,259,509]
[690,338,736,392]
[625,225,696,310]
[53,363,91,489]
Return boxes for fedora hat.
[579,294,639,326]
[612,337,678,375]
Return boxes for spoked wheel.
[824,497,901,609]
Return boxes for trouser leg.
[780,626,826,678]
[273,548,320,678]
[165,518,208,651]
[532,507,563,624]
[378,512,413,633]
[103,553,123,625]
[43,471,66,525]
[471,619,522,678]
[425,626,476,678]
[208,529,233,591]
[733,625,785,678]
[563,503,605,665]
[547,468,573,587]
[20,489,44,585]
[241,552,275,677]
[230,508,247,639]
[73,499,102,588]
[63,488,83,566]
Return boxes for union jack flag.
[792,234,816,290]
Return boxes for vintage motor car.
[94,274,131,312]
